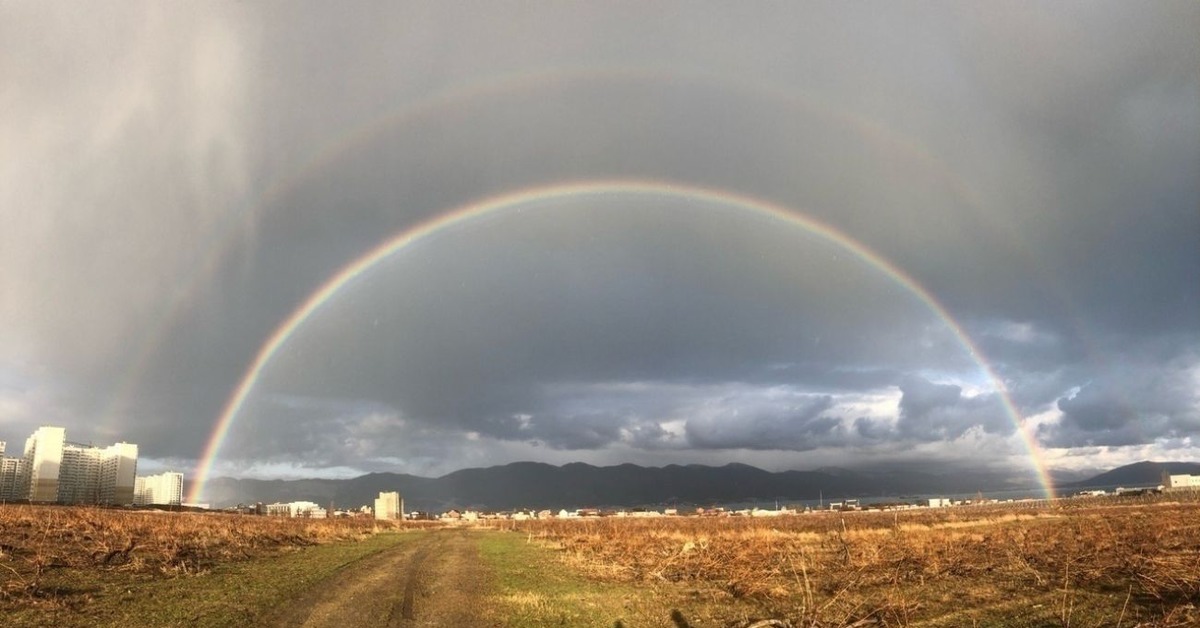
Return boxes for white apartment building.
[134,471,184,506]
[1164,473,1200,489]
[0,441,21,502]
[0,427,138,504]
[99,442,138,505]
[23,426,65,502]
[59,444,103,504]
[0,456,26,502]
[374,491,404,520]
[266,501,327,518]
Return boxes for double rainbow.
[187,180,1054,503]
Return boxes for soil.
[266,528,495,627]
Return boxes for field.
[4,497,1200,626]
[494,496,1200,626]
[0,505,422,617]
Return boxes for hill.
[1071,461,1200,488]
[190,460,1035,511]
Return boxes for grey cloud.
[2,3,1197,480]
[854,417,893,441]
[1040,362,1200,448]
[517,413,672,451]
[898,378,962,421]
[896,377,1014,440]
[684,395,838,451]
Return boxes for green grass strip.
[479,529,671,628]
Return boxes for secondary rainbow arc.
[187,180,1054,503]
[103,67,1019,439]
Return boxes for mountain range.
[188,460,1191,511]
[1060,461,1200,489]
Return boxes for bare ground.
[266,529,495,627]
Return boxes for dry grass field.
[496,496,1200,626]
[0,505,416,612]
[4,497,1200,626]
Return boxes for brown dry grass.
[0,504,432,609]
[494,495,1200,626]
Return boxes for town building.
[0,426,138,504]
[0,456,26,501]
[99,442,138,505]
[374,491,404,520]
[1163,472,1200,490]
[22,426,65,501]
[58,443,103,504]
[134,471,184,506]
[265,501,327,518]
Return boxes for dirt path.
[267,529,495,627]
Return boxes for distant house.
[265,501,326,518]
[1163,472,1200,490]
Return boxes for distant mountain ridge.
[191,460,1042,511]
[1067,461,1200,488]
[187,460,1196,511]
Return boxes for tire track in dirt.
[267,529,493,627]
[396,539,435,620]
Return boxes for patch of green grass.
[5,530,423,627]
[478,530,767,628]
[479,530,641,627]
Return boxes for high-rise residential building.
[23,426,66,502]
[374,491,404,520]
[134,471,184,506]
[0,457,26,501]
[59,444,103,504]
[100,442,138,505]
[0,427,138,504]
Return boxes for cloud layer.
[2,2,1197,486]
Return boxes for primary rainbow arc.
[187,179,1054,504]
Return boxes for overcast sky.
[2,2,1197,490]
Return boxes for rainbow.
[187,180,1055,503]
[103,66,1021,436]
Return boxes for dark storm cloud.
[1040,359,1200,448]
[513,412,672,451]
[895,376,1013,440]
[684,395,839,451]
[2,2,1197,478]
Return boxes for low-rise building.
[265,501,326,518]
[1163,472,1200,490]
